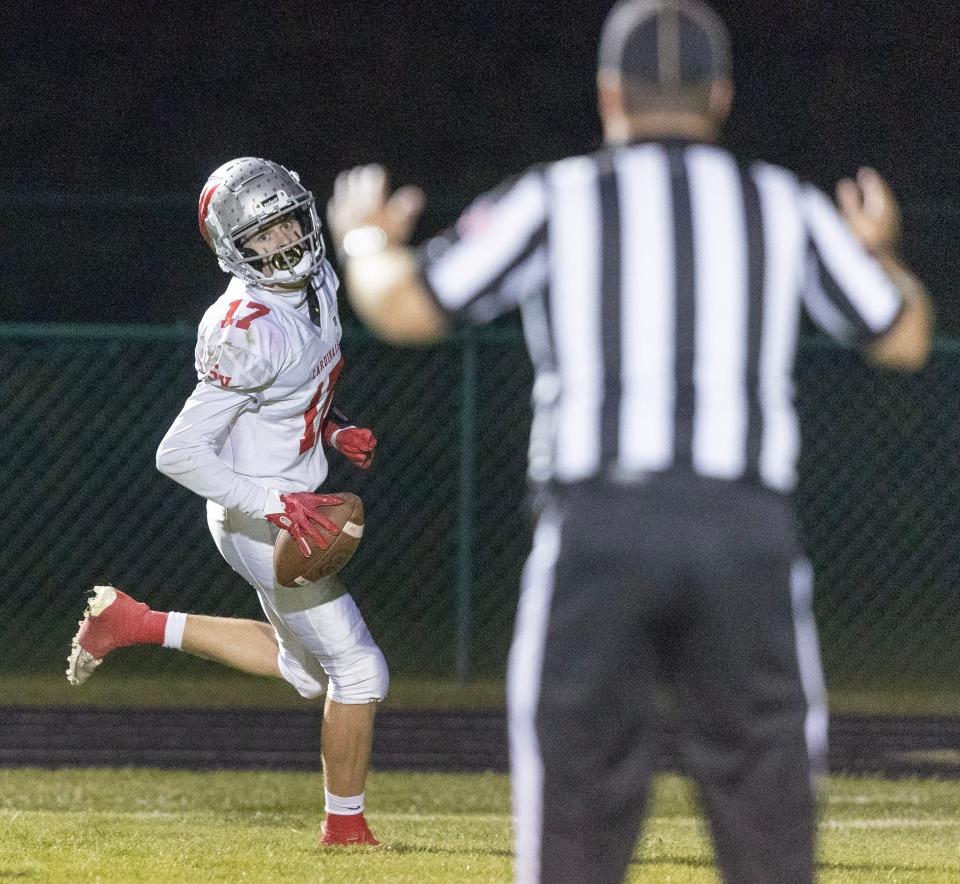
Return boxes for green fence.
[2,324,959,689]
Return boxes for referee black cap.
[598,0,731,89]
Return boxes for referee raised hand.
[329,1,933,881]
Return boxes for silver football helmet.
[198,157,326,287]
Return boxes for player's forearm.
[155,437,274,518]
[156,383,284,517]
[344,247,449,345]
[867,252,934,371]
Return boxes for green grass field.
[2,769,960,883]
[4,661,960,880]
[4,666,960,715]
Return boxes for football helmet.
[198,157,326,287]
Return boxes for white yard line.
[822,818,960,830]
[372,812,509,823]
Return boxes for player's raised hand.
[836,167,902,256]
[328,164,425,254]
[266,491,343,557]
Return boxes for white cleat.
[66,585,118,686]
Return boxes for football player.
[67,158,386,847]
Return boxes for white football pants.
[206,501,388,703]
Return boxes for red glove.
[265,491,343,557]
[324,425,377,469]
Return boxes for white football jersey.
[156,260,345,518]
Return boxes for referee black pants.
[507,477,825,884]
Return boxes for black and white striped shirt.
[419,139,903,493]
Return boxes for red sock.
[133,609,169,646]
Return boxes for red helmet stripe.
[197,181,221,243]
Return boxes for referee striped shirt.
[418,138,904,493]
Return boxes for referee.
[328,1,933,881]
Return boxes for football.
[273,492,364,587]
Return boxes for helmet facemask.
[232,204,326,288]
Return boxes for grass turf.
[4,665,960,714]
[0,669,508,710]
[2,770,959,883]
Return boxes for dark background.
[4,1,960,328]
[3,2,960,693]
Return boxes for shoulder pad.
[195,294,284,393]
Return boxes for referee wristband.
[341,225,389,259]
